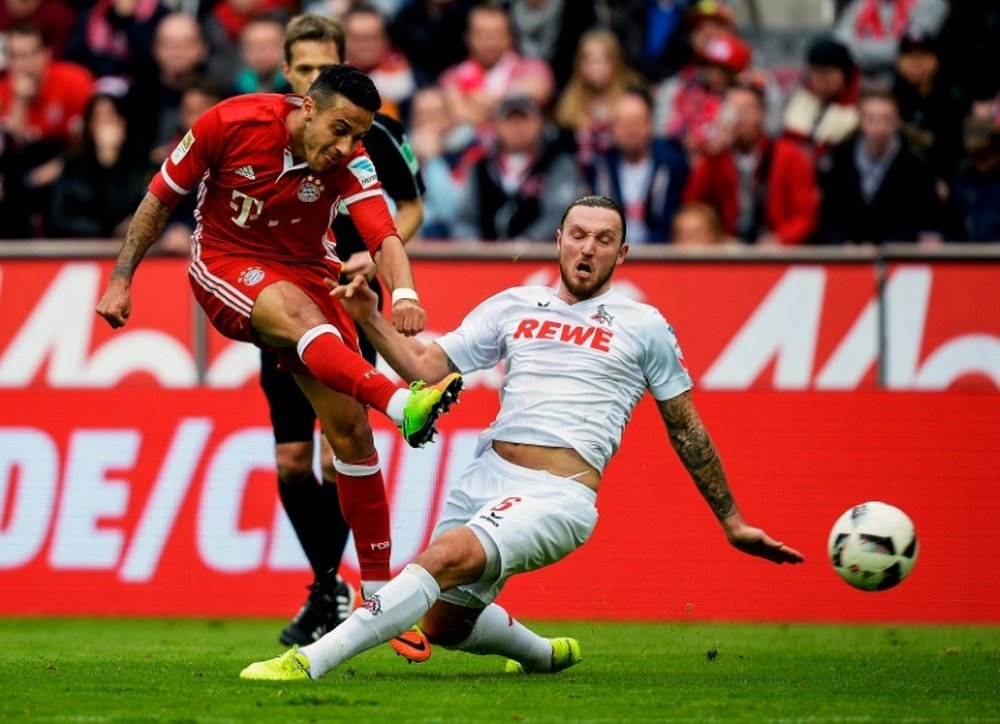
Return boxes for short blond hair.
[284,14,345,66]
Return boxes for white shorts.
[432,446,599,608]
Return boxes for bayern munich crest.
[238,266,266,286]
[297,175,324,202]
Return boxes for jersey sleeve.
[433,293,506,373]
[148,104,222,208]
[643,309,694,401]
[337,146,399,253]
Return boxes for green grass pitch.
[0,618,997,722]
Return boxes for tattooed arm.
[95,192,173,329]
[657,391,805,564]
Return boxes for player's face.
[555,205,628,302]
[300,94,373,172]
[284,39,341,95]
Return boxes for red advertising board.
[3,258,999,391]
[1,258,999,622]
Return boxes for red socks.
[296,325,399,414]
[334,453,392,582]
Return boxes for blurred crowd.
[0,0,998,246]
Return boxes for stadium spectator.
[945,117,1000,242]
[46,91,148,238]
[0,0,74,62]
[500,0,596,89]
[671,201,733,246]
[554,28,641,173]
[452,92,582,241]
[820,86,941,244]
[407,85,471,239]
[203,0,292,92]
[934,0,1000,108]
[153,79,223,253]
[128,12,210,154]
[833,0,949,79]
[344,4,413,119]
[605,0,706,84]
[438,4,554,137]
[653,31,751,161]
[892,26,967,191]
[241,194,804,683]
[387,0,473,86]
[95,65,461,619]
[0,130,33,237]
[302,0,402,18]
[683,80,818,245]
[64,0,169,83]
[0,22,95,235]
[586,87,688,243]
[781,36,860,174]
[230,13,291,94]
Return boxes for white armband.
[391,287,419,305]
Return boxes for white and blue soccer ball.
[828,501,918,591]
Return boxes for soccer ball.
[828,501,918,591]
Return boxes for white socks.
[300,563,440,679]
[449,603,553,671]
[385,389,410,426]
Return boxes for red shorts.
[188,250,359,372]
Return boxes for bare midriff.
[491,440,601,492]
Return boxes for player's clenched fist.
[391,299,425,337]
[95,279,132,328]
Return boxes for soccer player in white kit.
[241,195,805,681]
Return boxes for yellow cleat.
[239,646,311,681]
[505,637,581,674]
[400,373,463,448]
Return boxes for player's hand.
[329,274,378,322]
[95,278,132,328]
[392,298,426,337]
[725,520,804,565]
[341,251,377,281]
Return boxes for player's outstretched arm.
[656,391,804,565]
[95,192,173,329]
[332,275,455,383]
[371,234,426,338]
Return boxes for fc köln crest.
[297,175,324,202]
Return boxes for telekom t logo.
[229,190,263,227]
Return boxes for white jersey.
[435,285,693,473]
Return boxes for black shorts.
[258,277,383,444]
[259,348,316,444]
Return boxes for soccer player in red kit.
[95,64,462,598]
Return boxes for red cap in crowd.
[701,33,752,73]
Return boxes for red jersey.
[0,61,94,142]
[148,93,397,266]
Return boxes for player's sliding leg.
[240,562,441,680]
[419,599,579,673]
